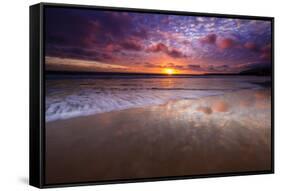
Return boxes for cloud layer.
[45,8,272,74]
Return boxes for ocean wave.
[45,76,268,122]
[46,89,224,122]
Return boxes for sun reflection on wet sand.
[46,88,271,184]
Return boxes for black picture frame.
[30,2,274,188]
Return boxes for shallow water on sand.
[46,75,270,122]
[46,88,271,184]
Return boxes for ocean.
[45,75,270,122]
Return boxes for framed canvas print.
[30,2,274,188]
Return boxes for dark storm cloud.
[120,38,143,51]
[46,46,114,62]
[200,34,217,44]
[45,8,95,48]
[146,43,187,58]
[45,9,135,46]
[45,8,146,61]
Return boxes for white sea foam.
[45,76,269,122]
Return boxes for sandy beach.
[45,88,271,184]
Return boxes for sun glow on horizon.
[164,68,175,75]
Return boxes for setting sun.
[164,68,175,75]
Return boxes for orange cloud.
[200,34,217,44]
[217,38,235,49]
[212,101,229,112]
[244,42,259,51]
[260,44,271,60]
[255,91,270,100]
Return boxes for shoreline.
[46,83,269,123]
[46,88,271,184]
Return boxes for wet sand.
[45,88,271,184]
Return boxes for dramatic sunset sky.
[45,7,272,74]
